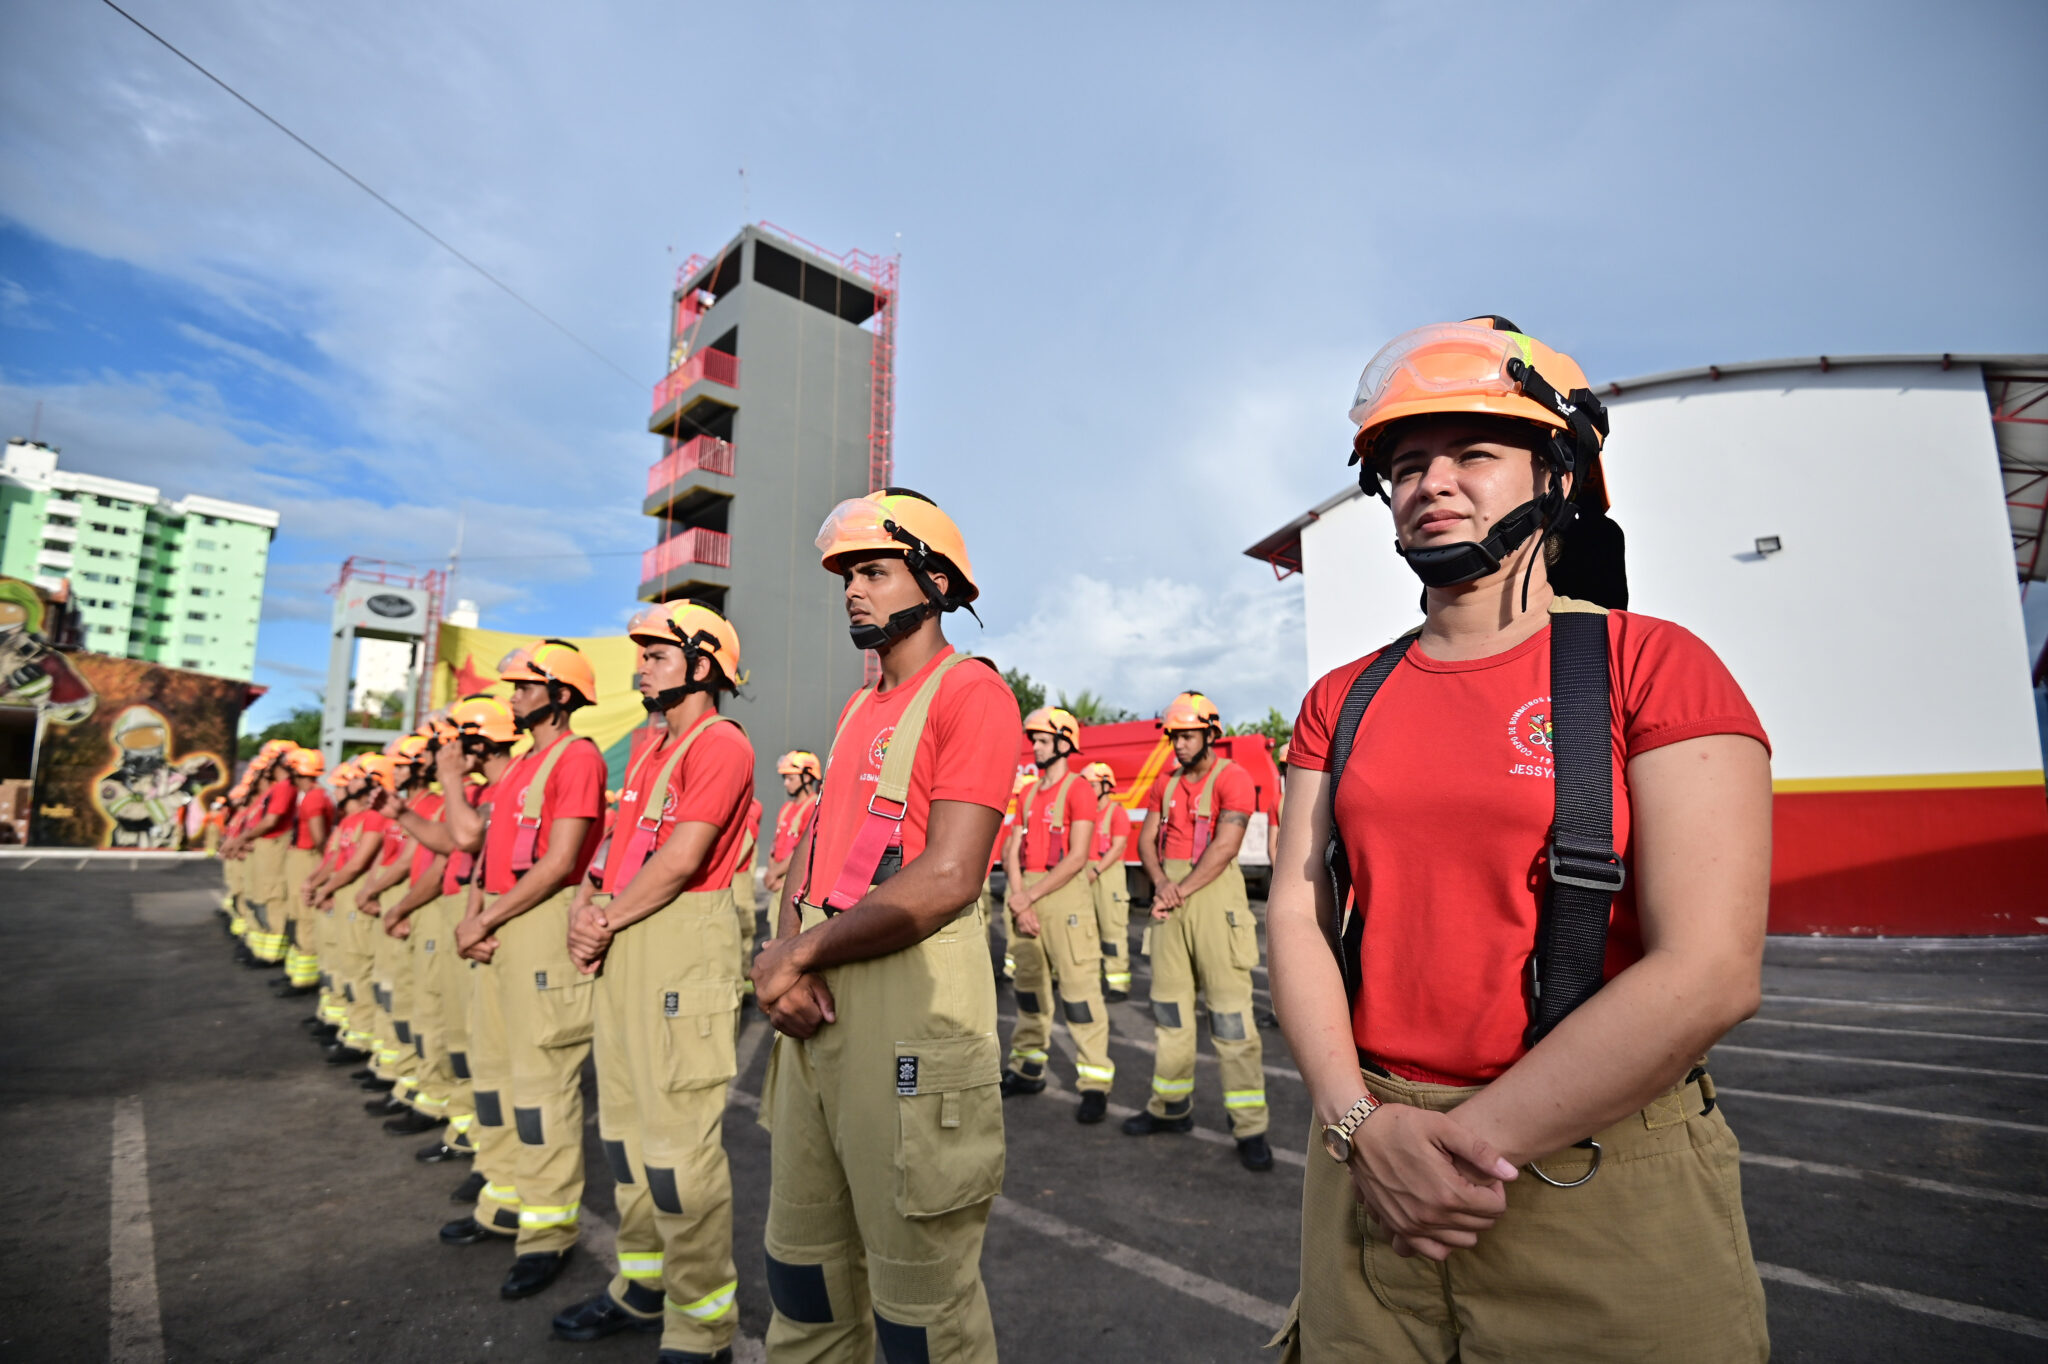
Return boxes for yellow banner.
[431,624,656,786]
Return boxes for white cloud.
[980,571,1305,725]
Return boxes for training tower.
[640,223,899,804]
[319,557,445,770]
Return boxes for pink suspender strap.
[606,714,730,891]
[820,653,969,912]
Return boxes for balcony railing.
[650,349,740,413]
[641,527,732,583]
[646,436,736,497]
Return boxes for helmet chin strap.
[514,682,572,732]
[1031,738,1075,772]
[845,521,982,652]
[640,645,721,714]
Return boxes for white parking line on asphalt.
[1763,994,2048,1022]
[109,1097,165,1364]
[1744,1017,2048,1046]
[1740,1152,2048,1211]
[1717,1087,2048,1135]
[1757,1261,2048,1340]
[1714,1044,2048,1083]
[1040,1032,1307,1167]
[991,1196,1290,1332]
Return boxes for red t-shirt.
[442,781,497,896]
[1016,773,1100,873]
[602,714,755,895]
[770,794,817,862]
[799,648,1022,904]
[332,810,392,873]
[1093,801,1132,859]
[321,809,361,870]
[481,735,606,894]
[292,787,334,850]
[258,779,297,839]
[1144,760,1256,861]
[407,792,446,884]
[742,798,763,856]
[1288,610,1770,1085]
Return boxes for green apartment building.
[0,439,277,681]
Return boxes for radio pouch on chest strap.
[1322,601,1621,1042]
[821,652,971,912]
[1157,758,1231,863]
[602,713,739,889]
[1031,773,1078,868]
[508,735,590,874]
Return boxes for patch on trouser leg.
[1210,1009,1247,1041]
[645,1165,683,1215]
[491,1205,521,1231]
[1014,990,1040,1015]
[1152,1000,1183,1028]
[473,1090,504,1127]
[1062,998,1095,1024]
[449,1050,471,1080]
[874,1313,931,1364]
[603,1138,634,1183]
[1102,939,1121,958]
[395,1020,412,1045]
[514,1106,545,1145]
[764,1254,834,1324]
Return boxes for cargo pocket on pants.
[657,980,740,1090]
[531,971,595,1048]
[1063,910,1101,964]
[892,1033,1004,1219]
[1224,907,1260,970]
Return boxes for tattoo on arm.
[1220,811,1250,828]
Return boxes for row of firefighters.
[206,490,1270,1364]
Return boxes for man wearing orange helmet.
[231,742,300,968]
[445,640,606,1301]
[752,489,1019,1364]
[1130,691,1272,1171]
[310,756,399,1065]
[357,737,450,1133]
[763,751,821,902]
[1081,761,1134,1000]
[999,706,1116,1119]
[304,761,358,1046]
[549,602,753,1358]
[402,698,518,1184]
[275,747,332,1000]
[732,794,764,991]
[1268,318,1770,1361]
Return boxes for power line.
[98,0,647,392]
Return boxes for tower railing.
[647,436,736,496]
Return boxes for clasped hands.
[750,936,835,1040]
[1342,1102,1520,1261]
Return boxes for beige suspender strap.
[1192,756,1230,819]
[872,652,970,805]
[1043,772,1077,831]
[641,712,739,823]
[519,733,588,823]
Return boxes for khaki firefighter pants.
[327,888,381,1055]
[1004,873,1113,1093]
[469,887,593,1254]
[1276,1068,1768,1364]
[369,910,422,1097]
[244,836,291,962]
[409,893,474,1141]
[592,889,743,1353]
[221,847,241,918]
[1144,860,1267,1137]
[282,847,323,987]
[760,900,1003,1364]
[1091,865,1132,993]
[732,867,758,993]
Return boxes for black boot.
[551,1293,663,1341]
[359,1076,398,1092]
[323,1044,371,1065]
[1236,1134,1274,1171]
[384,1108,441,1136]
[501,1249,569,1299]
[364,1095,408,1116]
[999,1070,1046,1097]
[1076,1091,1109,1124]
[415,1141,470,1165]
[1121,1110,1194,1136]
[438,1215,499,1246]
[448,1170,486,1201]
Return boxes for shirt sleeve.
[1613,614,1772,758]
[546,740,607,823]
[1216,762,1257,816]
[669,724,754,829]
[927,662,1025,811]
[1065,778,1101,829]
[1287,654,1377,774]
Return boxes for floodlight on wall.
[1754,536,1783,556]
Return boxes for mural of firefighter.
[0,577,95,724]
[91,704,223,849]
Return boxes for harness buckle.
[1547,838,1626,893]
[866,793,908,822]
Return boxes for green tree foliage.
[1003,667,1045,718]
[238,705,321,760]
[1057,689,1136,725]
[1227,706,1293,746]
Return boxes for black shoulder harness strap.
[1322,603,1623,1045]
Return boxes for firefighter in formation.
[208,488,1279,1363]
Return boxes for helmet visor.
[1349,323,1534,426]
[815,497,896,558]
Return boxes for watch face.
[1322,1127,1350,1163]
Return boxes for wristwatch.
[1321,1093,1380,1164]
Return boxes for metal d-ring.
[1528,1139,1603,1189]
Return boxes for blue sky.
[2,0,2044,733]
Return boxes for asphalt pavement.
[1,856,2043,1362]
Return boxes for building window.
[94,497,111,507]
[47,515,74,528]
[81,571,102,583]
[194,563,214,574]
[153,612,169,622]
[186,611,206,621]
[181,659,200,668]
[112,526,128,536]
[201,515,218,526]
[182,634,204,645]
[93,624,113,634]
[86,548,105,558]
[195,538,217,550]
[90,522,108,532]
[189,587,209,597]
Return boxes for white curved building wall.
[1299,362,2038,783]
